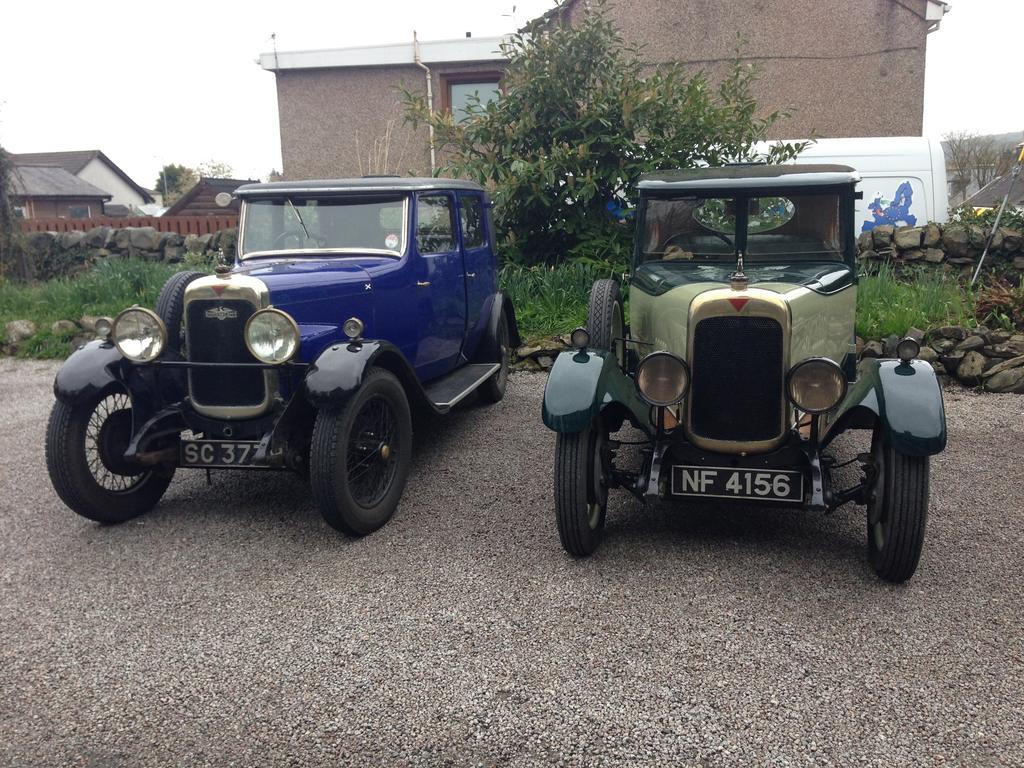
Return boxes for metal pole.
[971,144,1024,287]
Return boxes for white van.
[756,136,948,232]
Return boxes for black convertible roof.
[235,177,486,197]
[638,164,859,193]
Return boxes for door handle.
[417,280,431,287]
[465,272,476,279]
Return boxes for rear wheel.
[478,310,510,404]
[554,419,610,556]
[45,390,174,523]
[310,368,413,535]
[587,279,625,368]
[866,431,929,583]
[155,270,205,354]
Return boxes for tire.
[155,270,205,354]
[478,309,510,404]
[310,368,413,536]
[587,279,625,368]
[866,432,929,583]
[554,421,610,557]
[45,390,174,524]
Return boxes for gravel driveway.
[1,358,1022,767]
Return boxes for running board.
[424,363,500,409]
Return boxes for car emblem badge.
[212,284,228,296]
[205,306,238,321]
[728,297,749,312]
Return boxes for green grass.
[0,260,186,358]
[856,262,974,339]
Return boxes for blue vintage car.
[46,178,519,535]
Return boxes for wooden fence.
[19,215,239,236]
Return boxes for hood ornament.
[730,251,748,291]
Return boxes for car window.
[745,194,841,261]
[642,197,735,262]
[460,196,486,249]
[416,195,456,254]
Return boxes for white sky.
[0,0,1018,191]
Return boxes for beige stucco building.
[261,0,950,180]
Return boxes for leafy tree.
[154,163,197,205]
[0,145,29,279]
[195,160,235,179]
[401,3,803,267]
[266,169,284,182]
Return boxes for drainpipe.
[413,31,437,174]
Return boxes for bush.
[402,2,802,268]
[499,262,620,340]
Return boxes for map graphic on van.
[862,180,917,232]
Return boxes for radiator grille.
[690,316,784,442]
[186,299,265,407]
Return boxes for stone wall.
[858,222,1024,276]
[12,225,237,281]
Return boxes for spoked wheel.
[45,390,174,523]
[478,310,510,404]
[866,431,929,583]
[310,368,413,536]
[554,419,611,556]
[587,279,625,369]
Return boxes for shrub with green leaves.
[402,2,802,269]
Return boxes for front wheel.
[866,432,929,583]
[554,420,610,556]
[310,368,413,536]
[45,390,174,523]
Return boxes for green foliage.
[154,163,197,205]
[401,2,802,267]
[499,262,622,340]
[856,262,974,339]
[974,279,1024,330]
[0,145,28,280]
[948,202,1024,233]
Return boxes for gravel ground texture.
[1,358,1022,767]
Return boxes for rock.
[858,249,879,261]
[894,226,923,250]
[858,231,874,253]
[1001,228,1022,253]
[183,234,203,253]
[88,248,113,261]
[985,366,1024,393]
[928,325,968,342]
[930,338,955,354]
[537,355,554,369]
[60,230,86,250]
[930,360,947,375]
[883,335,900,357]
[970,224,1001,251]
[196,234,214,251]
[1014,256,1024,270]
[917,346,938,364]
[164,245,184,263]
[855,336,865,357]
[905,327,926,343]
[938,350,965,373]
[984,340,1024,359]
[955,335,986,352]
[50,320,78,336]
[871,225,895,248]
[924,248,946,263]
[988,330,1012,344]
[941,226,971,258]
[902,249,925,262]
[922,223,941,248]
[956,351,988,383]
[516,344,542,359]
[128,227,161,251]
[5,320,37,345]
[946,257,975,266]
[112,228,132,251]
[983,354,1024,378]
[84,226,112,248]
[70,334,94,350]
[861,340,884,358]
[80,315,99,332]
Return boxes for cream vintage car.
[542,165,946,582]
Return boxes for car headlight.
[636,351,690,406]
[245,308,300,364]
[786,358,847,414]
[112,307,166,362]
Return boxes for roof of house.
[12,150,154,203]
[8,165,112,200]
[964,170,1024,209]
[164,177,258,216]
[259,35,508,72]
[638,164,859,192]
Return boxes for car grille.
[186,299,265,407]
[690,316,784,442]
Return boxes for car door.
[457,192,495,356]
[412,192,467,380]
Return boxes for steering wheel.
[272,230,304,250]
[661,231,733,252]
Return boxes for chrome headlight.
[112,307,166,362]
[636,351,690,406]
[786,358,846,414]
[245,308,300,364]
[896,337,920,362]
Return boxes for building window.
[13,206,26,219]
[69,205,92,219]
[441,73,502,122]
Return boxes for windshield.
[640,193,843,264]
[240,196,408,258]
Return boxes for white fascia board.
[259,35,509,71]
[926,1,950,24]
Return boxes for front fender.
[53,340,128,406]
[824,358,946,456]
[542,350,649,434]
[303,339,431,411]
